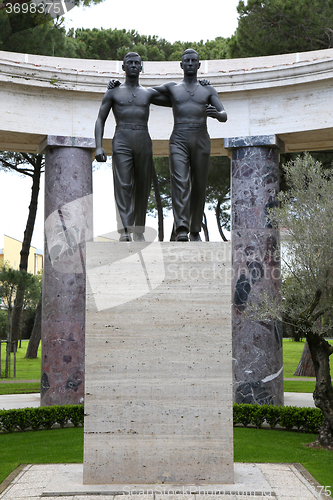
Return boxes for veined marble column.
[224,135,284,406]
[40,136,94,406]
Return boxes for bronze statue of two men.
[95,49,227,242]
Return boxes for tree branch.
[299,289,322,326]
[215,202,228,241]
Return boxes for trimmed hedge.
[0,403,324,434]
[0,405,84,433]
[233,403,324,433]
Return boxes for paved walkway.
[0,393,40,410]
[0,379,39,384]
[0,392,315,410]
[0,462,328,500]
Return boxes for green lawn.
[283,380,316,393]
[0,341,41,394]
[0,340,41,379]
[0,427,332,494]
[0,382,40,395]
[283,338,312,377]
[283,338,333,393]
[0,427,83,487]
[234,427,333,492]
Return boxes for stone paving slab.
[43,463,272,497]
[0,463,330,500]
[0,393,40,410]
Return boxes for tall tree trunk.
[10,156,42,349]
[307,331,333,449]
[294,340,316,377]
[10,285,25,352]
[215,202,228,241]
[25,299,41,359]
[152,163,164,241]
[5,308,12,378]
[202,212,209,241]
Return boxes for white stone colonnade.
[1,48,333,406]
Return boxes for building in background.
[0,235,43,275]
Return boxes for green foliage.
[20,307,36,339]
[70,27,230,61]
[264,404,281,428]
[248,154,333,341]
[0,403,323,434]
[233,403,255,427]
[278,406,305,430]
[0,10,77,56]
[229,0,333,58]
[0,4,52,42]
[0,405,84,433]
[277,155,333,334]
[0,264,25,314]
[168,37,229,61]
[0,0,104,57]
[233,403,324,432]
[0,264,41,342]
[72,28,173,61]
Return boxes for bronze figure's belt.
[116,124,148,131]
[173,123,207,130]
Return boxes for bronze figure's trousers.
[112,125,152,233]
[169,124,210,233]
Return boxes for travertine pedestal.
[83,241,233,485]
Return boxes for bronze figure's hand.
[95,147,107,162]
[199,79,211,86]
[107,79,121,90]
[206,104,218,117]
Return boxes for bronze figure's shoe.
[119,229,132,242]
[133,233,145,242]
[176,230,189,242]
[189,232,202,242]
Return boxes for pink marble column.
[224,135,284,406]
[40,136,94,406]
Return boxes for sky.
[63,0,240,43]
[0,0,238,251]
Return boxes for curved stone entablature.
[2,48,333,155]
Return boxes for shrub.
[0,404,324,435]
[233,403,324,433]
[0,405,84,433]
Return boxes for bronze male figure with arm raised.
[154,49,227,241]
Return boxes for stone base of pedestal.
[83,241,233,485]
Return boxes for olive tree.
[250,153,333,448]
